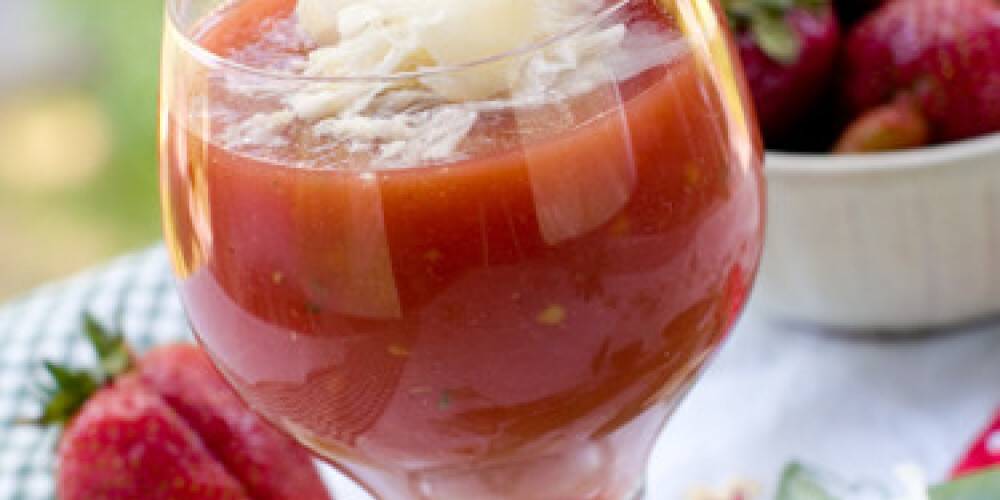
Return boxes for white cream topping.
[221,0,683,166]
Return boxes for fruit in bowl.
[722,0,841,140]
[728,0,1000,153]
[837,0,1000,152]
[727,0,1000,330]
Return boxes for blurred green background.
[0,0,164,298]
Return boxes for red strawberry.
[952,406,1000,478]
[58,376,251,500]
[34,315,333,500]
[833,93,929,152]
[723,0,841,142]
[838,0,1000,150]
[138,345,332,500]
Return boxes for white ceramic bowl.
[756,131,1000,331]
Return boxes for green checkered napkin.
[0,246,192,500]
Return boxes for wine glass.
[159,0,764,498]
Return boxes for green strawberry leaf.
[930,466,1000,500]
[793,0,828,8]
[719,0,829,65]
[775,463,837,500]
[723,0,762,20]
[750,9,802,65]
[34,361,99,426]
[83,313,134,381]
[20,313,136,427]
[760,0,794,9]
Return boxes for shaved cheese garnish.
[294,0,354,46]
[221,0,683,166]
[295,0,547,100]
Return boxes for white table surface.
[648,304,1000,498]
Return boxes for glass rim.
[166,0,633,83]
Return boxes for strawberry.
[57,376,251,500]
[722,0,841,143]
[833,93,930,152]
[952,406,1000,478]
[838,0,1000,150]
[138,345,332,500]
[34,315,332,500]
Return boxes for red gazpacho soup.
[160,0,763,498]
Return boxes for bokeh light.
[0,0,164,297]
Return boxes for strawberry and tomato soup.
[160,0,763,498]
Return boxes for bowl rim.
[765,130,1000,175]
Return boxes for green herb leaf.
[775,463,837,500]
[438,390,452,410]
[930,466,1000,500]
